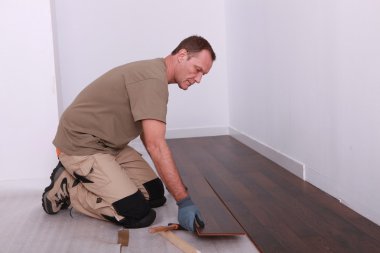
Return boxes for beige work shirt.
[53,58,168,156]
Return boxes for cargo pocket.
[71,156,111,191]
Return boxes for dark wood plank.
[167,138,245,236]
[193,177,246,236]
[167,136,380,253]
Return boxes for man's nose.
[195,73,203,83]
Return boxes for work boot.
[42,161,72,214]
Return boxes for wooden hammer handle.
[149,224,179,233]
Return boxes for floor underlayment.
[0,140,259,253]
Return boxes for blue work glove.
[177,196,205,232]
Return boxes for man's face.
[174,49,213,90]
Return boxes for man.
[42,35,216,232]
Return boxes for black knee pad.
[143,178,166,208]
[112,190,155,226]
[102,208,156,229]
[120,208,156,228]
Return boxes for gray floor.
[0,140,259,253]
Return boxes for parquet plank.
[167,138,245,236]
[167,136,380,253]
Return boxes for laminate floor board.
[237,175,352,253]
[171,137,300,252]
[255,158,380,252]
[167,135,380,253]
[166,138,246,236]
[187,176,246,236]
[205,170,316,253]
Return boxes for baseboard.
[229,127,305,179]
[304,166,340,199]
[166,126,230,139]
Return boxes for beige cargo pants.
[59,145,165,227]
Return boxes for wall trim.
[166,126,230,139]
[304,166,340,199]
[229,127,305,179]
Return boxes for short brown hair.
[171,35,216,61]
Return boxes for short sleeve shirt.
[53,58,168,156]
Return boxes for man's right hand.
[177,196,205,232]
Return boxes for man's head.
[171,36,216,61]
[168,35,216,90]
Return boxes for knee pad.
[112,190,151,220]
[102,208,156,228]
[106,190,156,228]
[143,178,166,208]
[120,208,156,228]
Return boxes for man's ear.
[177,49,187,63]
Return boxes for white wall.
[2,0,379,227]
[226,0,380,225]
[0,0,59,180]
[52,0,229,136]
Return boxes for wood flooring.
[167,135,380,253]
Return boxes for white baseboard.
[229,127,305,179]
[304,166,340,199]
[166,126,230,139]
